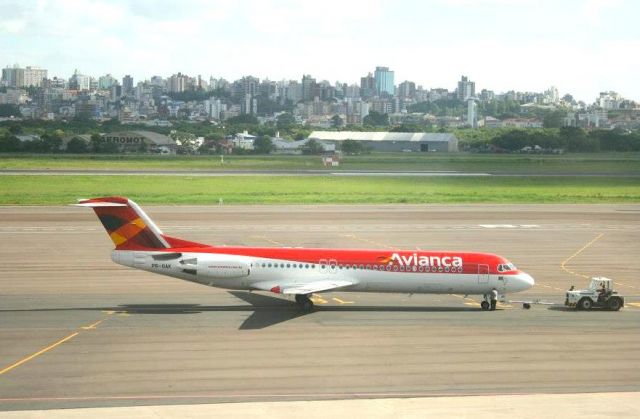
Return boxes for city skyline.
[1,0,639,102]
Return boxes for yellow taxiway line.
[0,332,79,376]
[251,235,285,246]
[0,313,122,376]
[340,234,399,250]
[561,233,605,279]
[332,297,354,304]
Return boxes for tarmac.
[1,204,639,415]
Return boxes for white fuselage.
[112,250,535,296]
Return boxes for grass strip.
[1,153,640,174]
[1,175,639,205]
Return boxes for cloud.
[580,0,625,25]
[0,18,26,34]
[0,0,637,101]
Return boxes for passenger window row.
[258,262,463,273]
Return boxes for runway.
[0,204,639,412]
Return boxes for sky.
[1,0,639,102]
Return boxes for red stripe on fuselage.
[152,246,518,275]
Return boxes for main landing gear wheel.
[481,301,490,311]
[296,294,314,313]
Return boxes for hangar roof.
[308,131,457,142]
[105,131,174,146]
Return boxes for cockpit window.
[498,263,517,272]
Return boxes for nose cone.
[514,272,535,292]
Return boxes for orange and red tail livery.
[76,197,170,250]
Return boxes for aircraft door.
[477,264,489,284]
[328,259,338,274]
[497,275,508,293]
[319,259,337,275]
[134,253,147,268]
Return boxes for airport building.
[307,131,458,152]
[98,131,176,154]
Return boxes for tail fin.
[76,197,196,250]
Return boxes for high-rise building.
[479,89,495,101]
[301,74,316,102]
[239,76,259,97]
[286,80,303,103]
[69,69,91,91]
[122,75,134,96]
[1,66,24,88]
[241,94,257,115]
[98,74,117,90]
[374,66,395,96]
[544,86,559,104]
[360,72,376,98]
[397,81,416,99]
[260,79,277,100]
[467,98,477,128]
[457,75,475,101]
[169,73,187,93]
[344,84,360,99]
[150,76,164,87]
[0,65,44,87]
[110,83,122,101]
[23,66,47,87]
[206,98,225,119]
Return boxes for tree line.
[1,118,639,154]
[458,127,640,152]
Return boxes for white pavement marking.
[2,224,640,233]
[2,393,638,419]
[479,224,541,229]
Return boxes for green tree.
[559,127,594,152]
[0,134,22,151]
[302,139,324,155]
[171,131,198,154]
[330,114,344,128]
[253,136,274,154]
[226,114,259,125]
[277,113,296,130]
[341,139,364,154]
[363,111,389,126]
[543,110,566,128]
[390,124,423,133]
[7,123,22,135]
[591,129,634,152]
[41,132,63,152]
[491,130,532,151]
[66,137,89,153]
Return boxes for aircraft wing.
[252,279,357,295]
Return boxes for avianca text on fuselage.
[76,196,535,312]
[388,253,464,268]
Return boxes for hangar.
[98,131,176,154]
[307,131,458,152]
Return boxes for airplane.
[77,196,535,312]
